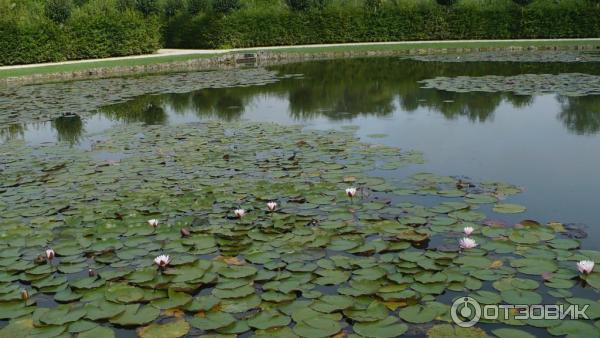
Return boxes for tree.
[285,0,325,11]
[212,0,241,14]
[164,0,185,16]
[44,0,74,24]
[364,0,384,13]
[436,0,457,5]
[188,0,210,14]
[135,0,162,15]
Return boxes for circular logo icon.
[451,296,481,327]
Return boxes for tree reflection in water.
[0,57,593,144]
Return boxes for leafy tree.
[116,0,136,11]
[44,0,73,23]
[286,0,311,11]
[188,0,210,14]
[164,0,185,16]
[285,0,325,11]
[364,0,384,13]
[135,0,161,15]
[212,0,241,14]
[436,0,457,5]
[512,0,533,5]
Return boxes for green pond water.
[1,55,600,337]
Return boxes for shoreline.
[2,39,600,85]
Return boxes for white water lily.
[234,209,246,218]
[267,201,278,211]
[154,255,171,269]
[346,187,357,198]
[148,219,159,227]
[459,237,478,249]
[577,260,595,274]
[463,226,474,236]
[45,248,55,260]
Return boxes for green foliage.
[188,0,211,14]
[364,0,384,13]
[0,0,161,65]
[44,0,74,23]
[436,0,457,6]
[135,0,162,15]
[164,0,185,16]
[512,0,532,6]
[67,2,161,58]
[286,0,313,12]
[212,0,242,14]
[165,0,600,48]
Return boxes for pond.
[1,54,600,337]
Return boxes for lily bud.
[180,228,190,237]
[20,289,29,301]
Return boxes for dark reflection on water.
[4,58,600,145]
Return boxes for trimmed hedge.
[165,0,600,49]
[0,0,161,65]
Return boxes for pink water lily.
[234,209,246,218]
[154,255,171,269]
[459,237,478,250]
[267,201,278,212]
[346,187,357,198]
[45,248,55,260]
[148,219,159,227]
[463,226,474,236]
[577,260,594,274]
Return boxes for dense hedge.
[165,0,600,49]
[3,0,600,65]
[0,0,161,66]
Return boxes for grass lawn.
[0,53,220,79]
[2,39,600,79]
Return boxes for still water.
[3,57,600,245]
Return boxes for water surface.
[3,57,600,245]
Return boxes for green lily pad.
[109,304,160,326]
[353,316,408,337]
[138,319,190,338]
[493,203,526,214]
[189,312,236,331]
[247,310,291,330]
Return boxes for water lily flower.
[577,260,595,274]
[45,248,55,260]
[267,201,277,212]
[346,187,357,198]
[148,219,159,227]
[20,289,29,301]
[459,237,478,250]
[463,226,474,236]
[234,209,246,218]
[154,254,171,270]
